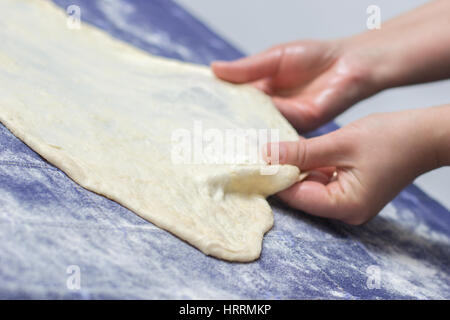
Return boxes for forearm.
[426,104,450,168]
[344,0,450,90]
[409,104,450,174]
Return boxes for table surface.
[0,0,449,299]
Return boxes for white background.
[176,0,450,209]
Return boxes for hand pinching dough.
[0,0,302,261]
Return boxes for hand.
[212,40,379,132]
[212,1,450,132]
[264,108,446,225]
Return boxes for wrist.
[337,32,395,96]
[426,105,450,169]
[409,106,450,174]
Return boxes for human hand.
[212,40,379,132]
[263,108,447,225]
[212,1,450,132]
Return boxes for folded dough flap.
[197,164,302,199]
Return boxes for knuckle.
[339,123,368,153]
[295,140,308,168]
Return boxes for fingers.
[302,170,332,184]
[251,78,275,95]
[211,47,283,83]
[271,97,322,132]
[314,167,337,178]
[271,67,372,132]
[264,133,352,171]
[271,84,348,132]
[277,180,349,220]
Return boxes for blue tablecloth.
[0,0,449,299]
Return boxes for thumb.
[264,133,352,170]
[211,47,283,83]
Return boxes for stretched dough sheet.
[0,0,301,261]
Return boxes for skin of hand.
[212,0,450,223]
[263,106,450,225]
[211,0,450,132]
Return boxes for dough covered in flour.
[0,0,302,261]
